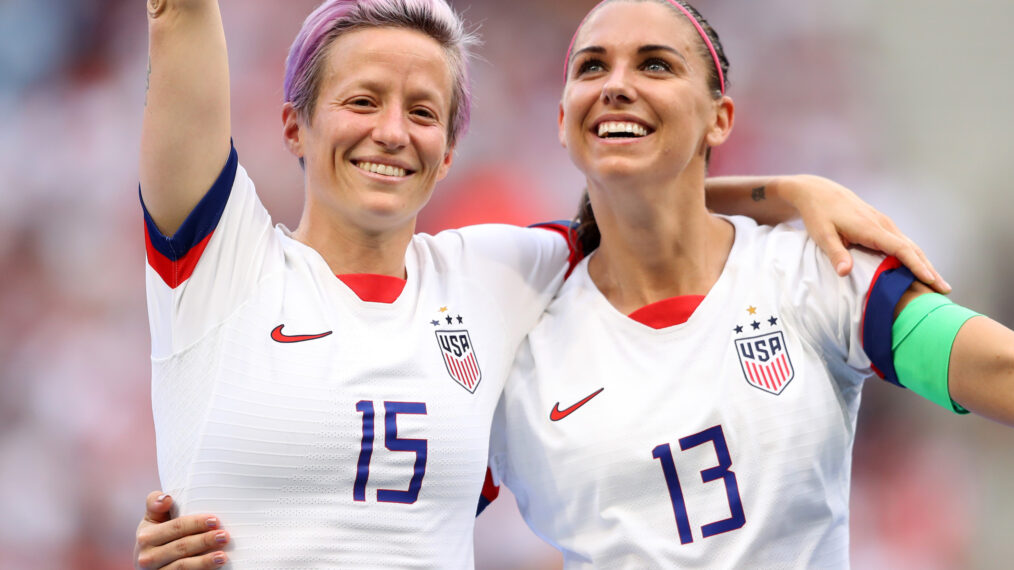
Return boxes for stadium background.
[1,0,1012,567]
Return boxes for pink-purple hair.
[283,0,476,147]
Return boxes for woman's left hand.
[778,174,950,293]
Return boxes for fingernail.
[942,279,952,292]
[157,494,170,503]
[215,531,228,544]
[213,553,227,566]
[206,517,219,529]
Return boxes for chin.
[358,196,427,230]
[589,159,648,182]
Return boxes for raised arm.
[705,174,948,293]
[140,0,231,236]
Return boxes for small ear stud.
[148,0,166,18]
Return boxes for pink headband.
[563,0,726,95]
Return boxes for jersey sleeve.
[143,145,283,357]
[483,393,509,516]
[439,223,578,344]
[475,466,501,516]
[769,226,913,386]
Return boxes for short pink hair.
[283,0,476,147]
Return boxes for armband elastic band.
[892,293,979,414]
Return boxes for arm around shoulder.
[707,174,947,291]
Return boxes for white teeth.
[597,121,649,138]
[355,161,408,177]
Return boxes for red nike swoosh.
[550,388,604,421]
[271,324,333,343]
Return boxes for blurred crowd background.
[1,0,1013,568]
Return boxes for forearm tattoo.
[751,186,766,202]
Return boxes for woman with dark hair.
[488,1,1014,567]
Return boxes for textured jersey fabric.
[144,147,571,568]
[490,215,912,569]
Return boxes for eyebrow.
[571,45,606,60]
[570,44,689,66]
[637,44,689,65]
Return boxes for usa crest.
[735,330,794,395]
[435,329,482,393]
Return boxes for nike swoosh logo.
[271,324,333,343]
[550,388,604,422]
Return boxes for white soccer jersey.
[489,215,915,569]
[143,146,572,568]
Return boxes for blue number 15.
[354,400,428,504]
[652,424,745,544]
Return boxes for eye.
[641,57,672,73]
[410,106,439,123]
[346,97,376,109]
[575,58,606,77]
[412,107,435,119]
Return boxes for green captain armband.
[892,293,980,413]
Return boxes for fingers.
[871,231,940,291]
[134,491,232,570]
[894,240,950,294]
[828,240,853,277]
[927,262,949,294]
[137,513,224,552]
[866,211,950,292]
[886,239,932,283]
[136,525,230,569]
[145,491,173,524]
[163,551,229,569]
[844,223,952,294]
[808,224,853,276]
[789,176,951,292]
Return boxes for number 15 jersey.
[490,215,913,569]
[144,147,573,568]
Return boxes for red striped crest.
[735,331,794,395]
[435,330,482,393]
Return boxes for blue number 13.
[652,424,745,544]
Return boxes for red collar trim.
[628,295,705,329]
[337,273,407,304]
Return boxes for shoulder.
[447,223,568,245]
[721,215,813,275]
[731,216,807,254]
[417,223,571,262]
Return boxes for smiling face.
[559,1,733,188]
[283,26,455,235]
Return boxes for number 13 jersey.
[490,215,912,569]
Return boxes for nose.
[601,68,636,106]
[372,107,410,151]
